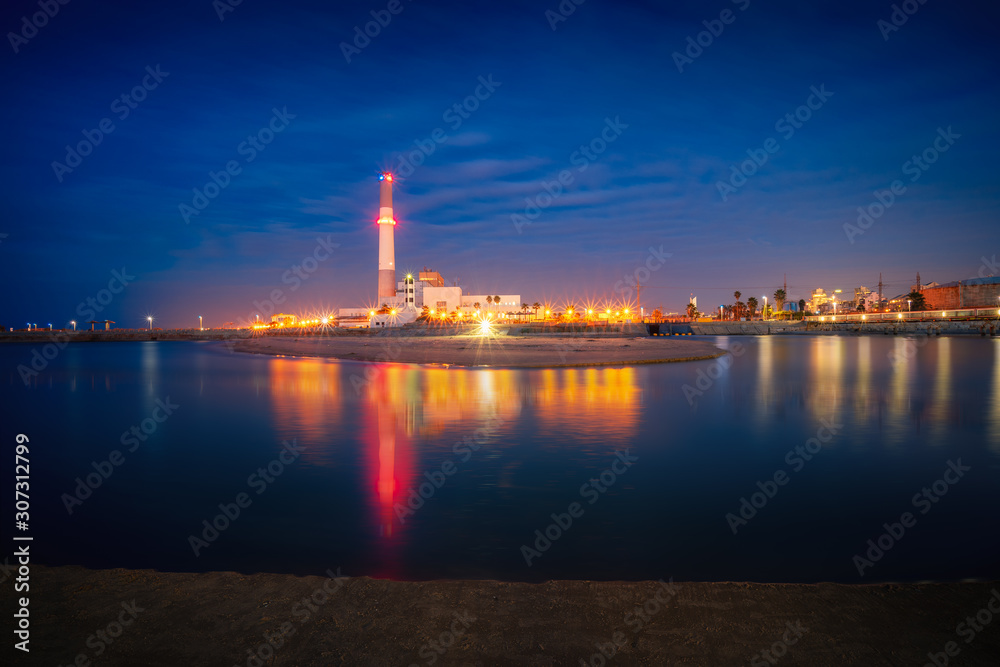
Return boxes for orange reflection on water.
[266,356,641,572]
[530,366,640,446]
[267,357,343,465]
[989,340,1000,454]
[807,337,846,423]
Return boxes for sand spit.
[233,334,725,368]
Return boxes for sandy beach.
[233,334,725,368]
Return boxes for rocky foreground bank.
[4,566,998,666]
[233,335,724,368]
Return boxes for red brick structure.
[921,277,1000,310]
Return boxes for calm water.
[3,336,999,583]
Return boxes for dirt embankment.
[5,566,999,666]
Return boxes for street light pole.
[199,315,203,331]
[147,316,153,330]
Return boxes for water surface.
[3,335,998,583]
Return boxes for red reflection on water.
[360,365,418,578]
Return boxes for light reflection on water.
[5,336,999,582]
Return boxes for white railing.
[805,308,1000,323]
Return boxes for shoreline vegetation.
[6,565,998,666]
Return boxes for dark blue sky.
[3,0,998,328]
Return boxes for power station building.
[338,173,520,327]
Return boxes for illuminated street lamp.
[199,315,203,330]
[762,296,767,321]
[907,299,911,313]
[147,316,153,330]
[70,320,76,330]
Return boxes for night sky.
[3,0,998,328]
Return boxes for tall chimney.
[377,173,396,299]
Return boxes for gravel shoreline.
[7,565,998,666]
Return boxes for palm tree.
[733,291,742,320]
[486,296,493,311]
[533,301,541,320]
[773,288,786,314]
[473,302,481,311]
[493,296,501,315]
[651,308,663,323]
[685,303,698,319]
[521,303,529,321]
[747,296,758,320]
